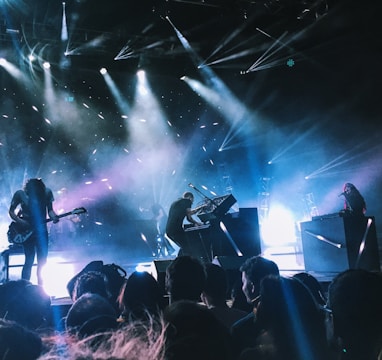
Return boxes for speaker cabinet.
[212,208,262,258]
[301,215,380,273]
[150,260,173,295]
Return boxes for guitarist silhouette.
[8,178,59,285]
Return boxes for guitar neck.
[45,212,69,224]
[8,207,86,245]
[45,208,86,223]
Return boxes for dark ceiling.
[0,0,379,98]
[1,0,358,73]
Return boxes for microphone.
[338,192,346,197]
[188,183,195,189]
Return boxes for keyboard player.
[166,191,206,256]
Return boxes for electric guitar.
[7,207,87,244]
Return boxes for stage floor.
[0,242,353,302]
[1,244,175,298]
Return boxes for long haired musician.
[341,182,366,216]
[8,178,59,285]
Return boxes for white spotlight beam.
[183,76,252,151]
[101,71,131,114]
[269,125,319,164]
[0,59,29,84]
[201,48,257,68]
[114,43,135,60]
[165,16,203,67]
[168,19,255,150]
[115,40,166,61]
[64,34,109,56]
[246,31,289,72]
[246,26,314,73]
[61,2,68,42]
[203,18,253,65]
[305,140,373,179]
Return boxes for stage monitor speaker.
[300,215,380,273]
[150,259,173,295]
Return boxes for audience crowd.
[0,253,381,360]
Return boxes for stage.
[0,242,323,301]
[1,212,381,303]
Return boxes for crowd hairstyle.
[202,262,228,301]
[293,272,327,307]
[165,256,206,302]
[117,271,164,322]
[239,255,280,286]
[0,318,43,360]
[163,300,234,360]
[71,271,111,303]
[0,280,52,332]
[327,269,382,358]
[65,293,118,338]
[38,319,167,360]
[255,275,330,360]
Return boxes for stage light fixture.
[43,61,51,69]
[100,67,107,74]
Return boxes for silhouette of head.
[118,271,163,321]
[164,300,234,360]
[65,293,118,337]
[327,269,382,358]
[240,256,279,303]
[165,256,206,303]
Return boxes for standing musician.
[165,191,206,256]
[9,178,59,285]
[340,182,366,216]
